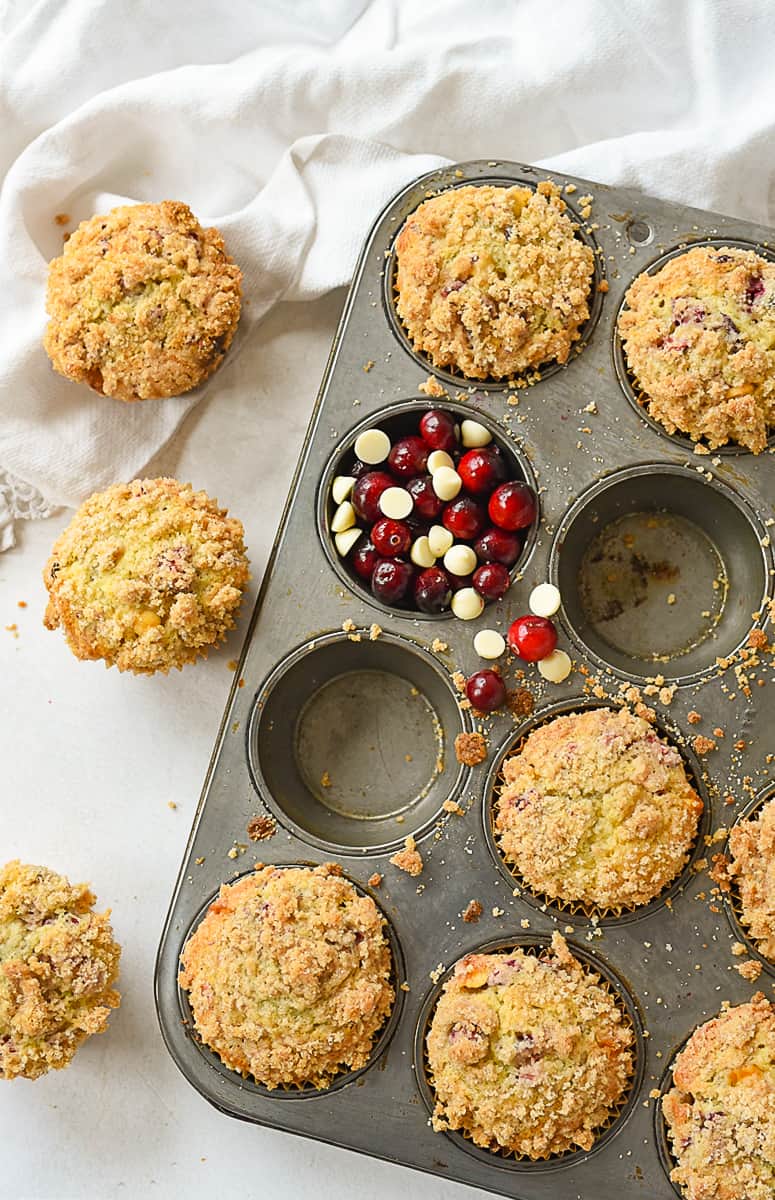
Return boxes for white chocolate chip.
[354,428,391,464]
[473,629,506,659]
[331,500,356,533]
[379,486,413,520]
[451,587,484,621]
[332,475,356,504]
[432,466,462,501]
[538,649,572,683]
[529,582,562,618]
[460,419,493,448]
[334,527,362,557]
[410,536,436,568]
[444,544,477,577]
[428,524,454,557]
[427,450,455,474]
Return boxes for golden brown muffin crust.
[728,797,775,960]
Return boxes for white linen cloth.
[1,0,774,549]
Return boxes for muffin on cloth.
[43,477,249,675]
[727,796,775,961]
[662,993,775,1200]
[495,706,703,912]
[44,200,242,401]
[394,181,594,380]
[179,863,395,1089]
[0,861,120,1080]
[618,245,775,452]
[426,932,633,1158]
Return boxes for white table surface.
[0,290,472,1200]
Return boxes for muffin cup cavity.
[414,934,644,1170]
[318,399,538,619]
[176,864,405,1099]
[550,464,771,685]
[483,697,710,925]
[722,784,775,979]
[247,631,470,853]
[383,175,604,389]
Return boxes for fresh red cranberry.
[351,471,394,524]
[419,409,458,452]
[407,474,444,520]
[371,518,411,557]
[457,447,507,495]
[473,562,510,601]
[488,481,537,531]
[371,558,414,604]
[351,538,379,581]
[474,526,523,566]
[465,669,507,713]
[442,496,487,541]
[448,572,473,592]
[508,615,557,662]
[388,435,428,480]
[414,566,452,613]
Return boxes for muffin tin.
[155,160,775,1199]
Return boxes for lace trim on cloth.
[0,468,60,551]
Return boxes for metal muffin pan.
[155,160,775,1199]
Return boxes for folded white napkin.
[1,0,774,548]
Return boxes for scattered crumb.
[369,623,382,641]
[687,710,702,725]
[320,771,332,788]
[247,815,276,842]
[491,906,504,918]
[693,735,717,756]
[17,600,27,609]
[195,856,205,866]
[451,670,466,693]
[227,847,239,860]
[731,942,747,957]
[748,628,769,651]
[167,801,177,810]
[227,659,238,671]
[342,618,357,633]
[418,375,446,398]
[564,183,577,194]
[431,638,448,653]
[735,959,762,981]
[666,593,676,606]
[454,731,487,766]
[520,918,530,929]
[709,853,732,891]
[400,981,410,992]
[658,685,676,706]
[442,799,464,815]
[367,872,383,889]
[362,360,375,372]
[713,727,725,739]
[390,836,423,877]
[54,212,70,226]
[462,899,483,923]
[597,279,609,293]
[237,677,245,688]
[506,687,534,718]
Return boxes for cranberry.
[350,458,372,479]
[371,518,411,557]
[473,562,510,601]
[457,448,507,495]
[414,566,452,613]
[407,474,444,520]
[351,538,379,581]
[442,496,487,541]
[388,435,429,480]
[465,669,507,713]
[448,572,473,592]
[488,481,537,531]
[419,409,458,452]
[508,615,557,662]
[474,526,523,566]
[745,274,765,306]
[371,558,414,605]
[351,471,394,523]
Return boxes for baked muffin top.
[395,181,595,380]
[618,245,775,452]
[44,200,242,401]
[495,706,703,912]
[426,932,633,1158]
[662,993,775,1200]
[0,860,121,1080]
[728,796,775,961]
[43,477,248,675]
[179,863,394,1089]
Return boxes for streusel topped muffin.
[618,245,775,452]
[43,477,249,675]
[495,707,703,911]
[426,932,633,1158]
[179,864,394,1089]
[728,796,775,961]
[44,200,242,401]
[662,994,775,1200]
[0,861,121,1080]
[395,181,595,379]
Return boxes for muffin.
[179,864,394,1089]
[662,993,775,1200]
[727,796,775,961]
[495,707,703,912]
[43,477,249,675]
[0,861,120,1080]
[426,932,633,1158]
[44,200,242,401]
[618,245,775,452]
[394,181,595,379]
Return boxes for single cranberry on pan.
[414,566,452,613]
[419,409,459,452]
[457,447,507,496]
[465,669,507,713]
[351,537,380,581]
[474,526,523,567]
[407,474,444,521]
[352,471,394,524]
[508,614,557,662]
[371,518,412,557]
[488,481,537,532]
[442,496,487,541]
[473,562,510,601]
[388,435,429,480]
[371,558,414,604]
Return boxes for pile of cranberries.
[329,409,537,616]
